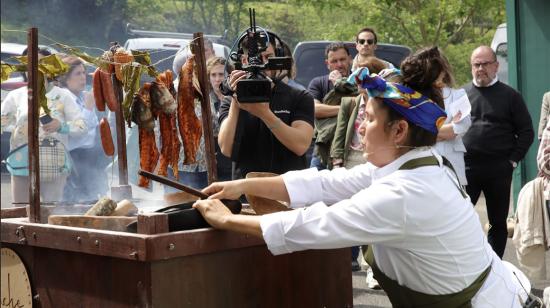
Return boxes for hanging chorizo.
[92,68,105,112]
[99,117,114,156]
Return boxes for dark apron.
[365,156,491,307]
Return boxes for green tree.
[1,0,505,85]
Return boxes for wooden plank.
[3,242,352,308]
[48,215,137,232]
[150,246,353,307]
[137,213,169,235]
[4,243,152,308]
[145,228,264,260]
[25,204,54,223]
[2,218,267,261]
[27,27,40,223]
[191,32,217,184]
[1,218,147,261]
[1,207,27,219]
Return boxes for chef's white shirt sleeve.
[281,165,375,208]
[260,180,406,256]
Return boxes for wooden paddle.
[138,170,208,199]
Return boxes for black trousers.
[465,159,514,259]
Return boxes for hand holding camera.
[228,70,249,93]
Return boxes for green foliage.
[1,0,505,86]
[445,29,496,86]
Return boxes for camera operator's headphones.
[231,27,289,61]
[220,27,291,96]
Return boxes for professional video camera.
[221,8,292,103]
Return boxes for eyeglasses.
[358,39,375,46]
[471,61,496,69]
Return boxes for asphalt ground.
[1,173,548,306]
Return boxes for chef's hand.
[42,118,61,133]
[202,180,245,200]
[193,199,232,229]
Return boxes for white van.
[124,37,229,76]
[491,23,508,84]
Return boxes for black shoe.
[351,260,361,272]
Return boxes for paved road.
[1,173,548,306]
[351,195,550,307]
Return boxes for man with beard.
[308,43,353,170]
[462,45,534,259]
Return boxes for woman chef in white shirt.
[193,48,533,307]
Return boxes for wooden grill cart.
[1,216,352,307]
[1,29,353,307]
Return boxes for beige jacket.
[514,177,550,250]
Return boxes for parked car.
[1,43,28,102]
[491,23,508,84]
[123,38,229,83]
[1,43,28,172]
[1,43,60,101]
[124,25,230,83]
[293,41,411,88]
[1,43,58,172]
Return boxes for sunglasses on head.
[358,39,375,45]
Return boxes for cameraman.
[217,32,314,178]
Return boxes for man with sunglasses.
[463,45,534,259]
[352,28,393,71]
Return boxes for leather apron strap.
[366,246,491,308]
[363,156,490,307]
[400,156,468,198]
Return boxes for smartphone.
[39,114,53,125]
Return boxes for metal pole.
[192,32,217,184]
[27,27,40,223]
[111,74,132,201]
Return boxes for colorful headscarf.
[347,67,447,134]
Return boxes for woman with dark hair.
[59,55,108,201]
[192,51,531,306]
[402,47,471,186]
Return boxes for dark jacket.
[462,81,534,164]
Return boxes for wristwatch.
[509,160,518,169]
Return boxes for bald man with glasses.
[462,45,534,259]
[352,27,393,71]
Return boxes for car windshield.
[1,52,21,65]
[136,49,179,83]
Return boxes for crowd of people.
[192,27,547,306]
[0,25,548,306]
